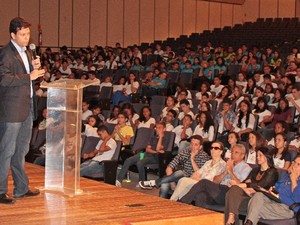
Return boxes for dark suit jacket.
[0,41,37,122]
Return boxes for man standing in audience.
[80,125,117,177]
[179,144,252,207]
[139,135,210,199]
[0,17,45,204]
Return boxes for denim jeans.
[112,91,132,106]
[157,170,185,198]
[117,153,158,182]
[0,114,32,197]
[80,160,104,177]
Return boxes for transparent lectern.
[41,79,98,196]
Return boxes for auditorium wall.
[0,0,298,48]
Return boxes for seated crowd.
[32,41,300,225]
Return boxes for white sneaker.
[115,180,122,187]
[139,180,156,190]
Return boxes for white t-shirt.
[113,84,125,93]
[210,84,224,96]
[82,124,98,137]
[233,113,255,133]
[166,123,174,131]
[195,91,212,100]
[252,109,272,123]
[178,111,195,120]
[93,138,117,162]
[246,149,256,165]
[161,106,179,118]
[193,125,214,142]
[126,113,140,126]
[137,117,156,128]
[290,138,300,149]
[99,82,112,91]
[172,125,193,146]
[82,110,93,121]
[124,81,139,95]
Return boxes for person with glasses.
[224,147,278,225]
[170,142,226,201]
[179,144,251,208]
[244,155,300,225]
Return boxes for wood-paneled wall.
[0,0,298,48]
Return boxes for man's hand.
[30,69,45,80]
[226,159,234,174]
[32,56,41,70]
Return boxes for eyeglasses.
[210,146,222,151]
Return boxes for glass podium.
[41,79,98,196]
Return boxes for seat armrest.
[289,202,300,211]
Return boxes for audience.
[30,37,300,223]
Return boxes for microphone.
[29,43,37,59]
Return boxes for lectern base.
[37,186,93,197]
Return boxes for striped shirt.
[168,148,211,177]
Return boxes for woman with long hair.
[268,98,292,127]
[106,105,121,124]
[252,97,272,128]
[268,88,284,107]
[193,111,215,142]
[161,95,179,119]
[232,100,255,140]
[245,77,256,96]
[273,132,291,170]
[225,147,278,225]
[136,106,155,129]
[215,86,232,109]
[246,131,266,165]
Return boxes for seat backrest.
[132,103,148,114]
[150,95,167,106]
[31,129,46,150]
[253,114,259,131]
[37,96,47,112]
[111,141,122,161]
[132,127,155,152]
[164,131,176,152]
[81,136,100,156]
[105,123,117,135]
[179,72,193,86]
[149,104,164,120]
[99,86,113,99]
[85,85,100,94]
[168,72,180,83]
[30,128,39,146]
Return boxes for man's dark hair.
[190,135,203,145]
[168,109,177,118]
[222,98,232,105]
[263,74,271,80]
[97,125,109,133]
[9,17,31,34]
[180,99,190,106]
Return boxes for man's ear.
[11,32,16,40]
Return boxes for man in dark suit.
[0,17,45,204]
